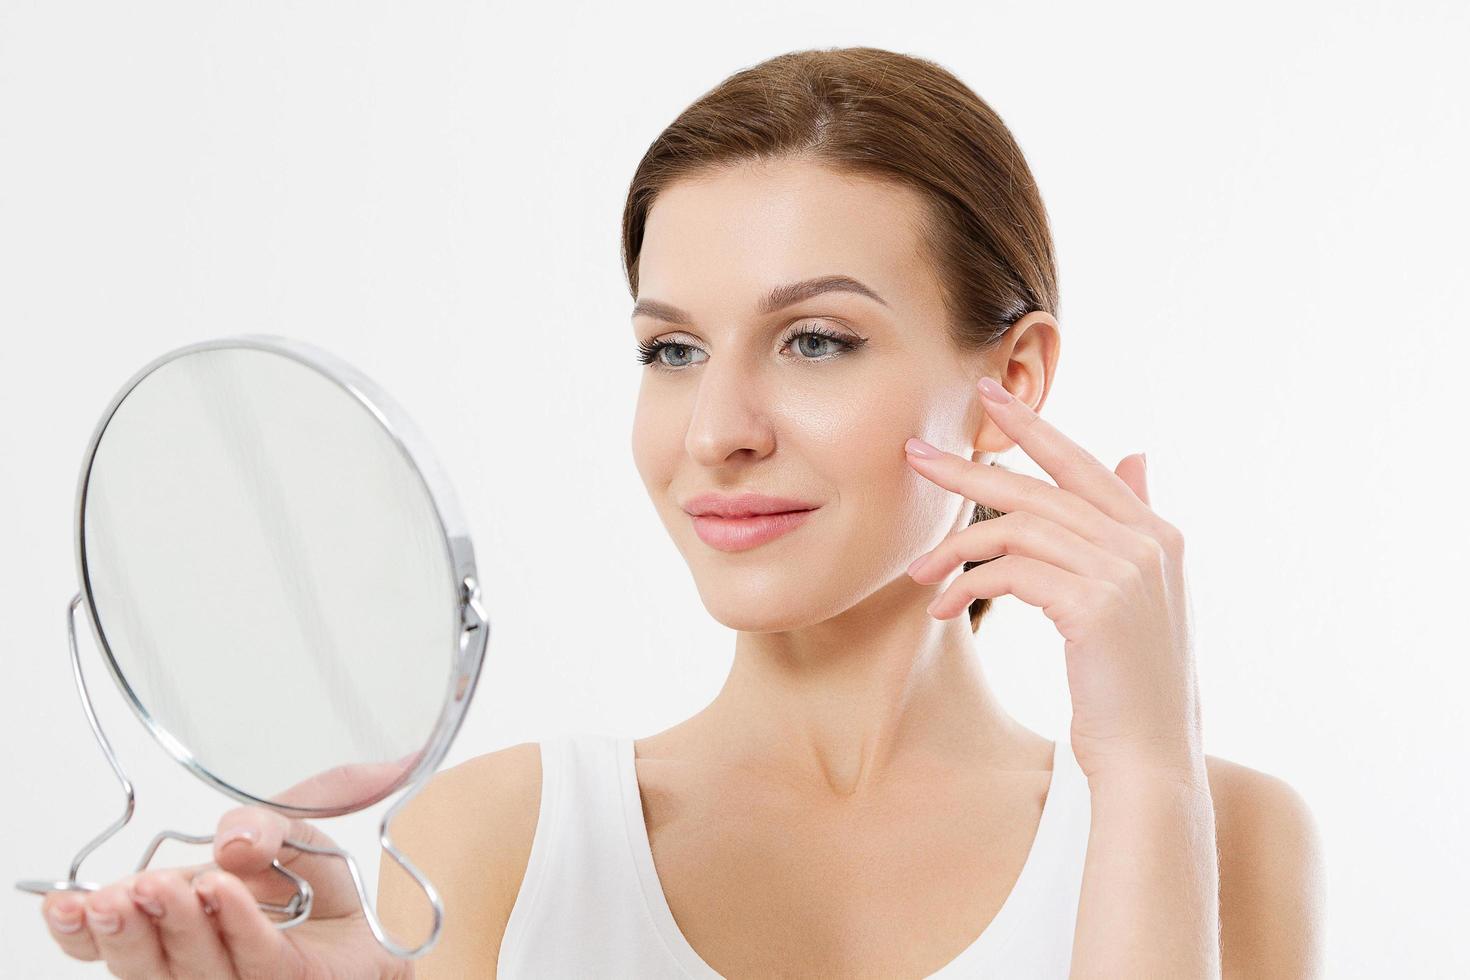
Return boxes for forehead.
[637,157,936,311]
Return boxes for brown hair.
[621,46,1059,633]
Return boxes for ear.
[971,311,1061,456]
[1115,452,1150,506]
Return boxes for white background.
[2,1,1466,976]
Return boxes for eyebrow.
[630,274,889,324]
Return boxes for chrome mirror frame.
[15,334,490,960]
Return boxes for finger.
[971,376,1153,524]
[214,805,354,917]
[137,868,234,979]
[928,553,1111,639]
[214,805,281,877]
[1116,452,1150,506]
[908,510,1134,585]
[83,878,168,979]
[211,807,304,913]
[904,439,1120,546]
[42,891,100,962]
[194,870,295,978]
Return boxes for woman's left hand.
[902,376,1202,785]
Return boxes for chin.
[703,606,819,633]
[692,578,841,633]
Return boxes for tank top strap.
[497,733,689,978]
[923,730,1092,977]
[503,731,636,904]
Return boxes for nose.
[683,358,777,466]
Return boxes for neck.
[697,583,1022,800]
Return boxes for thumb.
[211,806,360,918]
[212,806,314,876]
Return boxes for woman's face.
[630,155,991,633]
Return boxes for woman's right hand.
[40,803,414,979]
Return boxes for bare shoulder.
[1203,754,1327,979]
[377,741,544,979]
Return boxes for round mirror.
[76,335,486,815]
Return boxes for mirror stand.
[14,592,463,960]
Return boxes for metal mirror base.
[14,594,448,960]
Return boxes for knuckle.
[1089,579,1126,617]
[1128,533,1166,572]
[985,513,1028,558]
[1108,555,1144,590]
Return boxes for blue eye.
[634,323,866,370]
[635,339,707,369]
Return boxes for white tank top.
[497,731,1091,978]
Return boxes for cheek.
[629,397,662,489]
[630,391,685,492]
[786,371,919,440]
[788,396,957,547]
[779,395,918,507]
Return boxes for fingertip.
[129,875,166,919]
[42,892,100,961]
[214,810,283,874]
[194,869,260,919]
[192,870,222,916]
[43,893,84,933]
[215,826,262,865]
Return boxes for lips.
[681,491,820,518]
[689,508,817,552]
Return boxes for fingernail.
[219,826,258,852]
[977,377,1012,403]
[905,437,942,459]
[85,907,121,934]
[906,554,929,577]
[130,886,164,918]
[48,905,83,934]
[194,875,219,916]
[1141,452,1148,472]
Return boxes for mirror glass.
[80,345,460,813]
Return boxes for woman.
[42,47,1324,979]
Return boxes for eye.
[634,338,709,369]
[786,324,853,360]
[634,321,866,371]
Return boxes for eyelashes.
[635,322,867,371]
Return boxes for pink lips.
[690,508,817,552]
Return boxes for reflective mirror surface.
[80,345,461,812]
